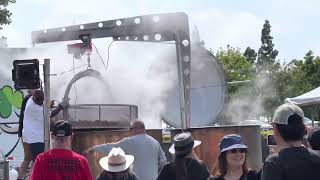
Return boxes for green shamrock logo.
[0,85,24,118]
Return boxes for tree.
[256,20,279,73]
[215,45,255,96]
[249,20,282,117]
[214,46,258,123]
[0,0,16,29]
[272,51,320,120]
[243,46,257,64]
[279,50,320,99]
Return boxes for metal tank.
[161,42,228,128]
[72,125,262,178]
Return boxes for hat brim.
[169,140,201,155]
[221,144,247,153]
[99,155,134,172]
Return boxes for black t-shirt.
[261,146,320,180]
[207,169,261,180]
[157,158,210,180]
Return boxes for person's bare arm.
[84,138,131,155]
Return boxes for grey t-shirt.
[261,147,320,180]
[91,133,167,180]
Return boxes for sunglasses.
[129,127,141,131]
[229,148,247,154]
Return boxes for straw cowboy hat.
[99,147,134,172]
[169,132,201,156]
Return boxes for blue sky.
[2,0,320,61]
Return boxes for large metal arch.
[32,12,191,128]
[62,69,113,119]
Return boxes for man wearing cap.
[308,127,320,154]
[85,120,166,180]
[29,120,93,180]
[261,103,320,180]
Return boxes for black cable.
[92,41,115,70]
[5,137,20,157]
[93,43,107,69]
[59,64,88,75]
[106,40,115,69]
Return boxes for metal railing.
[61,104,139,129]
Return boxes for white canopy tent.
[285,86,320,106]
[285,86,320,126]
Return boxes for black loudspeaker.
[12,59,40,90]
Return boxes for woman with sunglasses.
[208,134,260,180]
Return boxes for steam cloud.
[42,40,177,128]
[222,74,274,125]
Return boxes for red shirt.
[30,149,93,180]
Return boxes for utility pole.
[43,59,51,151]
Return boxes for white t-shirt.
[22,97,44,143]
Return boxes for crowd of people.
[18,89,320,180]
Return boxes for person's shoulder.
[55,149,88,161]
[207,176,224,180]
[186,158,210,175]
[160,161,174,171]
[307,148,320,155]
[247,169,262,180]
[35,150,50,160]
[162,161,173,168]
[197,159,208,165]
[71,151,87,160]
[23,95,32,102]
[25,96,34,106]
[307,149,320,162]
[189,158,207,167]
[25,94,32,99]
[129,172,139,180]
[265,152,280,163]
[280,146,319,159]
[144,133,158,141]
[135,133,160,144]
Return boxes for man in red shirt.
[29,120,93,180]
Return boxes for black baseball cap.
[52,120,72,137]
